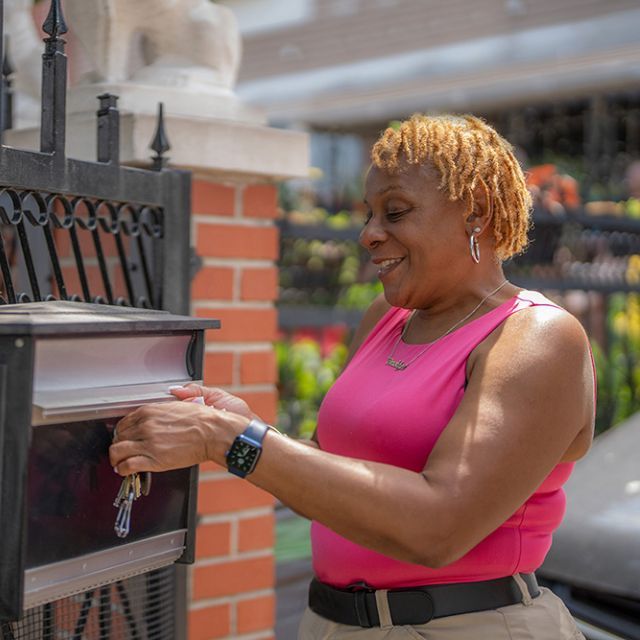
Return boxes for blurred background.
[215,0,640,439]
[210,1,640,637]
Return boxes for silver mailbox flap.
[24,531,187,610]
[32,380,201,426]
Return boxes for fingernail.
[113,466,119,474]
[168,385,184,392]
[192,396,205,405]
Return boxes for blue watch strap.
[243,418,270,445]
[225,418,271,478]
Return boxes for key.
[114,483,135,538]
[113,473,139,538]
[134,473,141,499]
[140,472,152,497]
[113,475,130,507]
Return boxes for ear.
[464,180,493,237]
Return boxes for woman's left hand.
[109,401,249,475]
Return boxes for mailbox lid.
[0,301,220,336]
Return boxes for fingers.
[169,384,224,401]
[111,400,218,471]
[114,454,155,476]
[110,439,142,467]
[169,383,203,400]
[114,404,164,443]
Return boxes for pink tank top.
[312,290,581,588]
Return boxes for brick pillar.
[188,179,280,640]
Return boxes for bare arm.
[111,306,594,567]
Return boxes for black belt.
[309,574,540,627]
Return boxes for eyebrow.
[363,184,404,205]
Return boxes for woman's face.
[361,162,471,309]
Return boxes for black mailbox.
[0,301,219,621]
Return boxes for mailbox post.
[0,301,219,623]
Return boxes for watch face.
[227,439,260,473]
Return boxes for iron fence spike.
[42,0,69,38]
[150,103,170,169]
[150,103,171,155]
[2,36,14,78]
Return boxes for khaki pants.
[298,585,585,639]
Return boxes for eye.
[364,210,372,225]
[386,207,411,221]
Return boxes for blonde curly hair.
[371,114,531,260]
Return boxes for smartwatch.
[225,418,270,478]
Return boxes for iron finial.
[2,37,14,78]
[150,103,170,170]
[98,92,119,114]
[97,92,120,164]
[42,0,69,39]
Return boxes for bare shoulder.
[468,302,594,458]
[472,303,590,368]
[344,294,391,366]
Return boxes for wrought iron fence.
[0,2,191,315]
[0,0,193,638]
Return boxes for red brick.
[104,258,150,305]
[196,223,279,260]
[192,267,234,300]
[195,521,232,559]
[240,267,278,301]
[192,181,236,217]
[193,556,274,599]
[111,263,133,303]
[198,477,274,515]
[110,611,128,636]
[54,225,120,259]
[240,351,276,385]
[237,594,276,634]
[200,460,225,473]
[242,184,278,219]
[196,308,277,342]
[203,352,234,386]
[238,513,275,552]
[60,264,108,301]
[236,391,278,425]
[189,604,231,640]
[55,598,81,633]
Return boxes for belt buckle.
[347,582,376,628]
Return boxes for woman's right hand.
[170,384,255,419]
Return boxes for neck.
[417,269,510,316]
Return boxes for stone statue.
[64,0,242,94]
[4,0,42,126]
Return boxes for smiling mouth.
[376,257,404,276]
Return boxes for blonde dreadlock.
[371,114,531,260]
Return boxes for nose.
[359,215,386,250]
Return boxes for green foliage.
[592,292,640,434]
[279,234,375,307]
[276,339,348,438]
[337,281,383,309]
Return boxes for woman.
[111,114,594,639]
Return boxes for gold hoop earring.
[470,227,481,264]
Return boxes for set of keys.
[113,472,152,538]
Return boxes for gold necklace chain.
[385,280,509,371]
